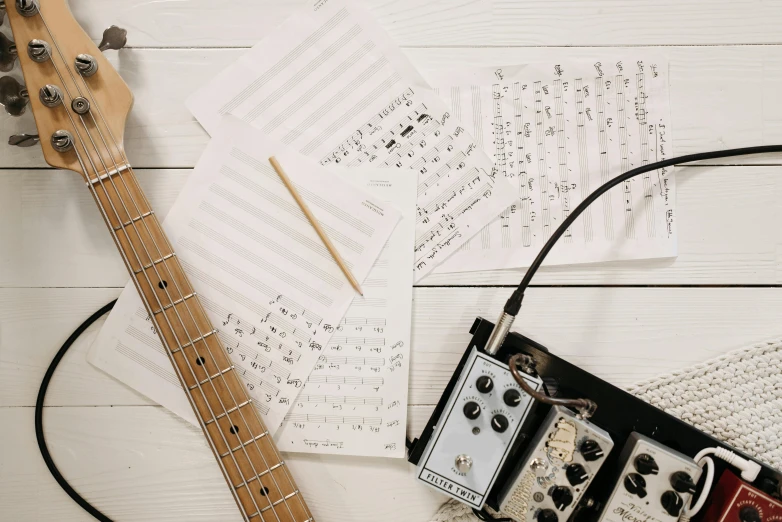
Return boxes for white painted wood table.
[3,1,782,520]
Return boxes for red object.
[699,470,782,521]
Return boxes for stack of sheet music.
[88,0,674,459]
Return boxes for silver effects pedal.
[598,433,702,521]
[499,405,613,522]
[416,347,542,509]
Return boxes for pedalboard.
[499,405,614,522]
[408,317,782,520]
[416,347,542,509]
[597,433,702,521]
[699,470,782,521]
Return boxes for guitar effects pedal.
[598,433,702,521]
[415,347,542,509]
[699,469,782,521]
[499,405,614,522]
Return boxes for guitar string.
[72,41,312,522]
[32,16,277,522]
[76,82,305,522]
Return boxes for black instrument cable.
[36,145,782,522]
[36,299,117,522]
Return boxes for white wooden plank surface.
[1,47,782,170]
[4,287,782,408]
[31,0,782,48]
[2,165,780,288]
[0,406,444,522]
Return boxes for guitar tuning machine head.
[98,25,128,52]
[0,75,28,116]
[8,133,39,147]
[0,33,17,72]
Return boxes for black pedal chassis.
[407,317,782,517]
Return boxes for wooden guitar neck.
[90,164,313,522]
[4,1,313,520]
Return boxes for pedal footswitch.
[498,405,614,522]
[416,347,541,509]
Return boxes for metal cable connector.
[485,311,515,355]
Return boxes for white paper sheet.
[186,0,516,281]
[426,59,676,273]
[88,117,400,434]
[276,168,415,458]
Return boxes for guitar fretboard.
[86,164,313,522]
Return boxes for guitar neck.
[86,164,313,522]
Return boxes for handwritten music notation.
[186,0,516,280]
[88,119,399,436]
[431,57,677,274]
[277,170,416,458]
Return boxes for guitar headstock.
[4,0,132,181]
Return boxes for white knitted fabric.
[429,337,782,521]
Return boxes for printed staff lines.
[493,83,512,248]
[553,79,572,242]
[512,81,532,247]
[199,202,345,289]
[615,73,635,239]
[207,186,344,268]
[284,414,382,426]
[221,164,363,253]
[231,148,374,236]
[307,375,384,386]
[297,395,383,406]
[188,219,336,306]
[573,78,593,242]
[319,88,416,166]
[320,354,385,366]
[217,330,292,382]
[594,77,614,240]
[341,317,386,326]
[637,72,656,238]
[219,8,349,113]
[534,81,551,239]
[180,240,323,325]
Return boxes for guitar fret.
[170,329,218,354]
[222,431,272,458]
[206,399,253,426]
[133,252,176,274]
[246,491,302,518]
[188,365,235,390]
[87,163,131,185]
[114,210,155,231]
[151,292,197,315]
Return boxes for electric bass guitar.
[3,2,313,520]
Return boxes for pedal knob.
[503,388,522,407]
[537,509,558,522]
[463,401,481,420]
[476,375,493,394]
[491,414,509,433]
[550,485,573,510]
[580,439,604,461]
[566,463,589,486]
[661,490,684,517]
[670,471,697,494]
[739,506,762,522]
[624,473,647,498]
[634,453,660,475]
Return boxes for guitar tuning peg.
[0,76,28,116]
[0,33,18,72]
[98,25,127,52]
[8,133,38,147]
[0,1,5,26]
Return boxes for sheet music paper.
[426,59,676,273]
[88,117,400,434]
[276,168,415,458]
[186,0,516,281]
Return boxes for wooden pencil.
[268,156,364,296]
